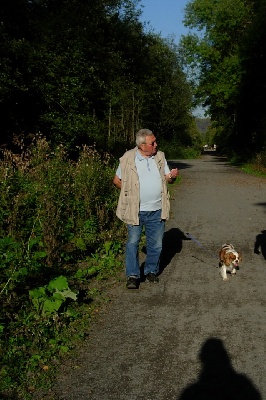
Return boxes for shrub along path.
[46,153,266,400]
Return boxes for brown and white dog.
[219,243,242,281]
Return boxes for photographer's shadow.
[178,338,261,400]
[254,230,266,259]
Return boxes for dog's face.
[223,251,242,269]
[219,244,242,269]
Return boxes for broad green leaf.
[47,276,68,292]
[42,298,63,314]
[29,287,46,299]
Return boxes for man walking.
[113,129,178,289]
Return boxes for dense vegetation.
[0,0,198,154]
[0,137,126,398]
[180,0,266,160]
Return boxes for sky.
[137,0,190,44]
[137,0,206,117]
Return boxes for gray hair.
[136,129,153,147]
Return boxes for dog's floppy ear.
[219,249,226,261]
[224,252,233,266]
[238,252,242,262]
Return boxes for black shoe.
[126,276,138,289]
[145,273,159,283]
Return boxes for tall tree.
[236,0,266,153]
[179,0,258,155]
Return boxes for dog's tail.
[222,243,234,249]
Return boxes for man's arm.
[113,175,122,189]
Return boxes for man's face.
[140,134,158,157]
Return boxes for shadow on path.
[159,228,190,273]
[177,338,261,400]
[168,160,193,170]
[140,228,189,281]
[254,230,266,260]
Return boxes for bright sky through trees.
[138,0,190,43]
[138,0,205,117]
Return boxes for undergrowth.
[229,150,266,177]
[241,151,266,177]
[0,136,125,399]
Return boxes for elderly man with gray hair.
[113,129,178,289]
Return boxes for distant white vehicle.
[203,144,216,152]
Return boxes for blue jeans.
[125,210,165,278]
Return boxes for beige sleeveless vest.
[116,147,170,225]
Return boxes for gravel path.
[51,153,266,400]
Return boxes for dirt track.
[50,153,266,400]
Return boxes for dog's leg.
[220,264,228,281]
[231,268,236,275]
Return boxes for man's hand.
[166,168,179,183]
[113,175,122,189]
[169,168,179,179]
